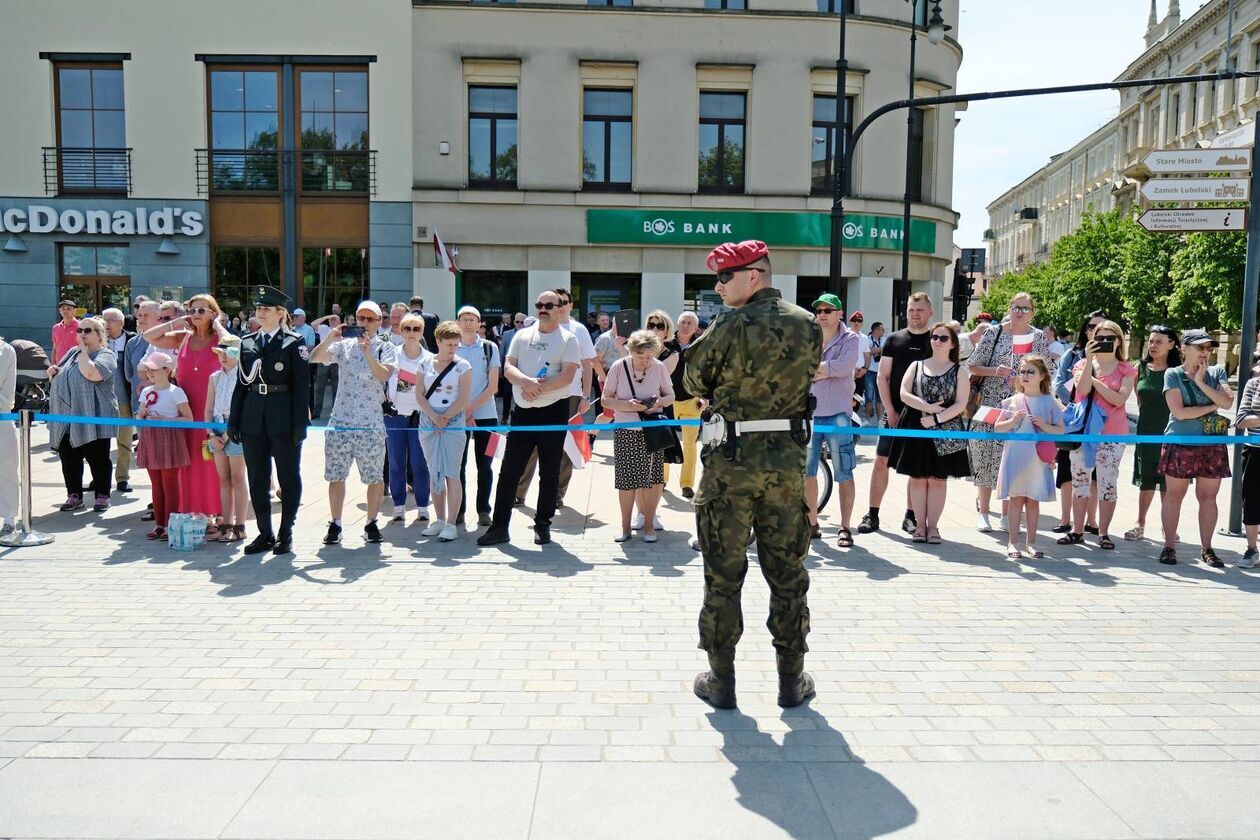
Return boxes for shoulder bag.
[1057,389,1095,452]
[966,324,1003,416]
[409,360,457,428]
[622,359,682,462]
[1025,395,1058,465]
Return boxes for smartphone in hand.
[341,326,363,339]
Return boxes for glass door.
[60,243,131,315]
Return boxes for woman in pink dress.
[141,294,230,529]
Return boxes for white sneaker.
[417,506,430,521]
[632,513,645,531]
[421,520,446,537]
[976,513,993,533]
[999,514,1009,532]
[654,515,664,531]
[1238,548,1257,569]
[438,523,458,542]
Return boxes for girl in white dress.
[994,355,1065,559]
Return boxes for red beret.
[706,240,769,273]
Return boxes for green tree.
[1117,215,1179,334]
[1039,208,1126,331]
[1168,230,1246,331]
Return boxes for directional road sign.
[1141,177,1250,202]
[1137,208,1247,232]
[1143,148,1252,173]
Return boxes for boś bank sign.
[586,209,936,254]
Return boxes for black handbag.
[622,359,682,462]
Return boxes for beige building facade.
[412,0,963,328]
[986,0,1260,279]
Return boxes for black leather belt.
[249,383,290,395]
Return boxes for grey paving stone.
[0,758,272,838]
[222,760,537,839]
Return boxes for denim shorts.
[863,371,879,406]
[807,413,856,482]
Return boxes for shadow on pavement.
[613,531,697,577]
[810,542,909,581]
[708,706,917,839]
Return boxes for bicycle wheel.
[817,455,835,511]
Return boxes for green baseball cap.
[811,293,843,312]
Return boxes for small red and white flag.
[433,229,458,274]
[485,431,506,462]
[971,406,1010,426]
[1011,334,1037,355]
[564,413,593,470]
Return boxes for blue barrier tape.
[23,411,1254,447]
[0,413,17,422]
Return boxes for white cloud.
[953,0,1211,247]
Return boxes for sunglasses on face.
[814,308,837,315]
[401,326,423,333]
[1017,368,1040,376]
[1010,305,1033,314]
[716,266,758,285]
[850,317,863,323]
[189,307,211,315]
[514,320,524,325]
[648,322,666,330]
[358,315,381,323]
[76,328,99,335]
[930,334,952,343]
[535,302,557,310]
[1094,333,1116,341]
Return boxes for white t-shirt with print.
[421,356,473,415]
[506,325,581,409]
[139,384,189,420]
[387,345,431,416]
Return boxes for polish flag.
[1011,334,1037,355]
[433,229,458,274]
[564,413,593,470]
[971,406,1009,426]
[485,431,506,462]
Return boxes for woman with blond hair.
[143,292,232,529]
[1057,319,1136,550]
[603,329,675,542]
[47,316,119,512]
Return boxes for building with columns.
[985,0,1260,278]
[412,0,963,328]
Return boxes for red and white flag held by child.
[485,432,506,462]
[971,406,1010,426]
[564,413,592,470]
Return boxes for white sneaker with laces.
[421,520,446,537]
[438,523,458,541]
[976,513,993,533]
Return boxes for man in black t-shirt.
[858,293,934,535]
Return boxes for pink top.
[604,356,674,423]
[1073,358,1136,435]
[174,334,222,515]
[52,319,80,363]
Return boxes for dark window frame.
[698,91,746,195]
[58,242,132,314]
[468,85,519,189]
[582,88,633,192]
[205,64,283,193]
[816,0,856,13]
[52,60,128,195]
[296,65,371,195]
[810,93,854,196]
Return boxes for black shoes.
[857,512,879,534]
[693,671,737,710]
[477,527,510,546]
[778,672,817,708]
[116,481,132,493]
[901,511,917,535]
[533,524,551,545]
[323,522,342,545]
[364,520,382,544]
[1158,546,1178,565]
[273,531,293,554]
[682,487,695,500]
[243,534,275,555]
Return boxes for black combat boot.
[776,655,816,708]
[694,653,737,709]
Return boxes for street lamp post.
[827,2,850,298]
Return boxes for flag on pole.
[433,229,458,274]
[564,413,593,470]
[485,431,506,462]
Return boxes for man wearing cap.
[311,300,398,547]
[228,285,311,555]
[52,300,80,364]
[683,240,821,710]
[807,294,860,547]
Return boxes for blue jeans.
[384,413,430,508]
[863,371,878,409]
[807,413,857,482]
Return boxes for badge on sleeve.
[298,345,310,361]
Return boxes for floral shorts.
[1070,442,1123,501]
[324,429,387,484]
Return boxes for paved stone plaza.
[2,434,1258,839]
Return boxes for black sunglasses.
[647,322,667,329]
[76,327,99,335]
[535,302,558,310]
[930,334,952,343]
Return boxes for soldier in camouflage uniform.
[684,240,823,709]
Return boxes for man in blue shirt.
[454,306,501,526]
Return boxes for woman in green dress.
[1124,326,1180,541]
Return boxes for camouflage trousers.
[695,455,811,661]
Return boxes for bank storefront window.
[302,247,368,316]
[459,271,527,318]
[582,89,633,191]
[698,92,745,194]
[213,246,282,319]
[59,244,130,315]
[684,274,729,325]
[54,64,127,194]
[208,69,281,191]
[298,69,370,193]
[468,86,519,188]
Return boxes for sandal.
[836,527,854,548]
[926,529,942,545]
[146,526,166,541]
[1084,525,1099,536]
[912,529,927,543]
[810,524,823,540]
[1123,525,1144,541]
[1157,546,1178,565]
[1025,544,1044,558]
[1201,548,1225,568]
[1051,523,1072,534]
[1056,532,1084,545]
[1006,545,1022,559]
[1099,535,1115,550]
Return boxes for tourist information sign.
[1137,208,1246,232]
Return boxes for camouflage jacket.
[684,287,822,470]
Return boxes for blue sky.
[953,0,1211,248]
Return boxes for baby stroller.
[12,340,50,413]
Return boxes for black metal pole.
[897,17,918,331]
[828,5,849,298]
[1227,111,1260,534]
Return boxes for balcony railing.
[43,147,132,196]
[195,148,377,197]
